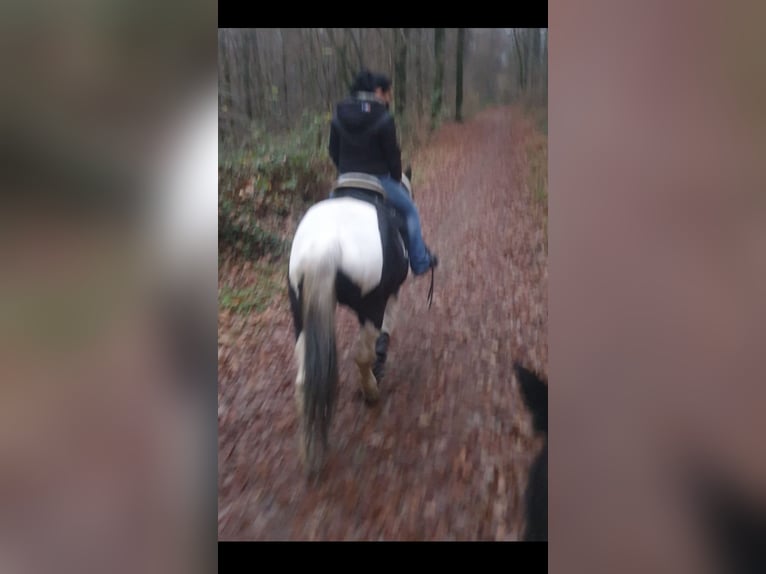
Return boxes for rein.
[427,266,435,310]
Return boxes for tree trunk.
[314,29,331,110]
[327,28,353,94]
[297,29,305,115]
[431,27,445,131]
[248,29,263,119]
[347,28,364,70]
[240,31,253,121]
[394,28,408,119]
[512,29,525,94]
[218,31,229,138]
[415,28,423,116]
[280,29,289,126]
[542,30,548,100]
[455,27,465,122]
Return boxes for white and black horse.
[287,168,414,475]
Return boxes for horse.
[513,362,548,541]
[683,453,766,573]
[287,168,415,475]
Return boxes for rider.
[328,69,438,276]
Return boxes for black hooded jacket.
[328,93,402,182]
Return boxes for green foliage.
[219,283,279,315]
[218,111,335,259]
[218,206,286,261]
[219,257,284,316]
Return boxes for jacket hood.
[335,94,389,135]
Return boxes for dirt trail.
[218,105,548,540]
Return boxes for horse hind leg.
[355,321,381,404]
[373,294,398,382]
[288,280,310,468]
[293,332,309,467]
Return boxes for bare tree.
[218,27,547,145]
[431,28,445,131]
[394,28,409,119]
[455,28,465,122]
[414,28,424,116]
[347,28,364,70]
[512,29,527,93]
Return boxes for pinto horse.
[287,168,415,475]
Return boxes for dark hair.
[372,73,392,93]
[349,69,392,94]
[349,69,375,93]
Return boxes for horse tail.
[301,246,339,471]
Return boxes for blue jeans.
[377,175,431,275]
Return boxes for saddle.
[330,171,435,309]
[330,173,409,253]
[332,172,387,200]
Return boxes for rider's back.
[329,95,402,182]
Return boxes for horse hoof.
[303,450,326,479]
[363,389,380,406]
[372,361,385,382]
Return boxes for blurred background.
[550,0,766,571]
[0,0,216,572]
